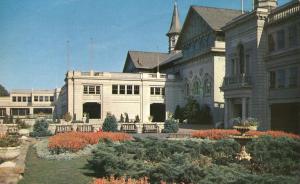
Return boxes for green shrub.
[119,114,124,123]
[162,116,179,133]
[29,119,52,137]
[173,105,184,123]
[63,112,72,122]
[0,135,21,147]
[102,113,118,132]
[134,115,140,123]
[124,113,129,123]
[88,137,300,183]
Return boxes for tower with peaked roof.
[166,2,181,53]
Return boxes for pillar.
[242,97,247,120]
[224,99,229,128]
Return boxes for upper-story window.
[12,96,16,102]
[204,74,212,96]
[34,96,38,102]
[231,59,236,76]
[45,96,49,101]
[112,85,118,94]
[134,85,140,95]
[127,85,132,94]
[277,69,286,88]
[50,96,54,102]
[28,97,32,102]
[289,67,298,87]
[119,85,125,94]
[277,30,285,50]
[268,34,275,52]
[150,87,165,96]
[39,96,44,102]
[238,44,245,74]
[288,25,298,48]
[83,85,100,94]
[23,97,27,102]
[269,71,276,89]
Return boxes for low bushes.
[88,137,300,183]
[29,119,52,137]
[0,135,21,147]
[102,113,118,132]
[191,129,300,140]
[162,115,179,133]
[48,132,133,154]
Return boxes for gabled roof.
[124,51,169,71]
[191,6,242,31]
[167,3,181,36]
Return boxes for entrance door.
[150,103,166,122]
[83,102,101,119]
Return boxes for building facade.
[222,0,300,132]
[0,89,60,120]
[57,71,183,123]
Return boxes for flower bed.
[191,129,300,140]
[48,132,133,153]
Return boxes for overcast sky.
[0,0,290,90]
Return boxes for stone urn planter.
[0,146,21,161]
[233,125,257,136]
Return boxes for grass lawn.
[19,146,94,184]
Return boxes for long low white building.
[57,71,183,123]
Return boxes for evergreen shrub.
[29,119,52,137]
[102,113,118,132]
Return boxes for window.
[119,85,125,94]
[289,67,298,87]
[150,87,155,95]
[186,83,190,96]
[193,81,199,95]
[268,34,275,52]
[12,96,16,102]
[112,85,118,94]
[127,85,132,94]
[0,108,6,117]
[162,88,165,96]
[134,85,139,95]
[89,86,95,94]
[238,45,245,74]
[288,25,297,47]
[155,87,160,95]
[277,69,286,88]
[34,96,38,102]
[28,97,32,102]
[45,96,49,102]
[269,71,276,89]
[23,97,27,102]
[17,96,21,102]
[277,30,285,49]
[231,59,236,76]
[83,86,88,94]
[96,86,100,94]
[204,74,212,96]
[39,96,43,102]
[50,96,54,102]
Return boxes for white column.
[242,97,247,120]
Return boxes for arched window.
[238,44,245,74]
[192,79,199,95]
[185,81,190,96]
[204,74,212,96]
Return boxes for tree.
[102,113,118,132]
[183,97,201,124]
[174,105,184,123]
[0,84,9,96]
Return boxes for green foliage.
[183,97,201,124]
[173,105,184,123]
[134,115,140,123]
[0,135,21,147]
[29,119,52,137]
[102,113,118,132]
[232,117,260,127]
[162,116,179,133]
[0,84,9,96]
[3,114,11,124]
[63,112,72,122]
[124,113,129,123]
[119,114,124,123]
[88,137,300,183]
[16,118,30,129]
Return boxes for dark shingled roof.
[128,51,169,69]
[192,6,242,31]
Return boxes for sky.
[0,0,290,90]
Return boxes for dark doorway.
[150,103,166,122]
[271,103,300,133]
[83,102,101,119]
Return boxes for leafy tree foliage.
[0,84,9,96]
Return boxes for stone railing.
[268,2,300,24]
[221,74,252,90]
